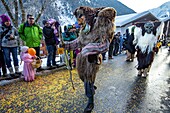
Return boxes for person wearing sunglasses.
[18,14,43,71]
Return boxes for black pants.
[108,43,114,57]
[113,44,119,55]
[0,50,7,76]
[52,46,56,65]
[33,47,40,58]
[102,52,106,60]
[84,80,95,104]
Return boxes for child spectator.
[20,46,36,82]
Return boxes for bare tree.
[0,0,48,28]
[19,0,26,23]
[1,0,16,27]
[35,0,48,23]
[14,0,18,26]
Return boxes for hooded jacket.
[18,22,42,47]
[43,26,56,45]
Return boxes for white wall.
[115,23,134,35]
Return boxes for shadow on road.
[125,77,147,112]
[160,78,170,112]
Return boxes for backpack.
[21,23,40,34]
[23,23,26,33]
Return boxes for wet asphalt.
[93,47,170,113]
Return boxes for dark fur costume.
[74,6,116,46]
[136,47,155,70]
[73,7,116,83]
[133,22,164,76]
[64,6,116,112]
[76,53,100,82]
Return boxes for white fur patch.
[156,22,165,39]
[133,22,165,54]
[137,33,157,53]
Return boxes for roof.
[115,13,137,27]
[115,11,158,27]
[161,17,170,22]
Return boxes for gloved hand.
[7,35,14,40]
[59,41,65,48]
[9,35,15,40]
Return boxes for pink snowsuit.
[21,52,36,82]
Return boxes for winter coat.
[21,52,36,82]
[43,26,56,46]
[62,31,77,41]
[125,33,136,54]
[18,22,42,47]
[0,24,19,47]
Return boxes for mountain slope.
[43,0,135,25]
[150,1,170,20]
[0,0,135,25]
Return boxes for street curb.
[0,66,67,86]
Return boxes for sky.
[118,0,170,13]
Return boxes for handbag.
[57,47,64,54]
[31,57,42,68]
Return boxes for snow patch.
[85,0,91,3]
[4,56,60,74]
[52,0,76,26]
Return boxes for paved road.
[0,47,169,113]
[94,47,170,113]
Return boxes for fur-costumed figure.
[133,21,164,77]
[62,6,116,112]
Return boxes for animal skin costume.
[63,6,116,112]
[133,21,164,77]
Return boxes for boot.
[143,68,149,77]
[8,67,15,77]
[2,66,7,77]
[84,96,94,113]
[137,70,142,76]
[84,103,94,113]
[148,65,151,72]
[94,85,97,90]
[15,66,21,74]
[84,81,95,113]
[3,73,8,77]
[0,68,7,77]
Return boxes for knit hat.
[21,46,29,53]
[0,14,10,24]
[42,20,47,25]
[75,21,80,28]
[48,18,56,24]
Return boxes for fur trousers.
[76,53,100,83]
[136,50,154,70]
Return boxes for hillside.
[150,1,170,20]
[0,0,135,25]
